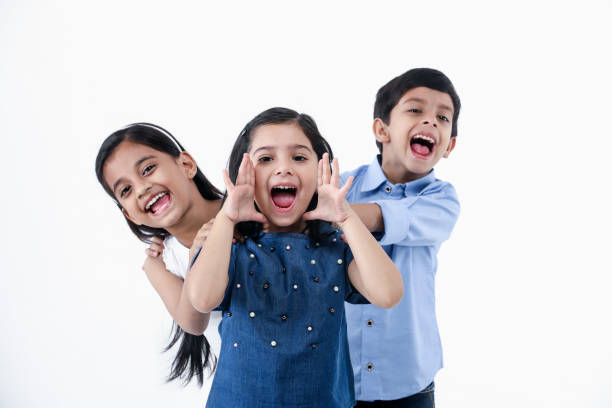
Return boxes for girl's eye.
[407,108,421,113]
[120,186,131,198]
[294,155,307,162]
[142,164,156,175]
[258,156,272,163]
[438,115,450,122]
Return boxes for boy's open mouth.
[410,134,435,158]
[271,185,297,211]
[145,191,172,215]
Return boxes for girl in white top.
[95,122,222,385]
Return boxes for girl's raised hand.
[221,153,268,224]
[303,153,354,224]
[143,236,166,272]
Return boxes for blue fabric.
[340,156,459,401]
[204,223,367,408]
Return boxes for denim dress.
[206,223,367,408]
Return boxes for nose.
[275,158,294,176]
[421,118,437,128]
[136,180,153,199]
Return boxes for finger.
[236,154,248,185]
[332,157,340,187]
[251,211,269,225]
[317,157,323,187]
[302,209,319,221]
[222,169,234,191]
[145,248,160,258]
[149,242,163,252]
[150,236,163,244]
[339,175,354,196]
[245,153,255,187]
[321,153,330,185]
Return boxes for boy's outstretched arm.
[340,209,403,308]
[346,182,459,247]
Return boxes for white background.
[1,1,611,407]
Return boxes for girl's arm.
[143,238,210,335]
[187,154,267,313]
[304,154,403,308]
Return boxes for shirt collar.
[361,155,436,194]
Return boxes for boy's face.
[374,86,456,184]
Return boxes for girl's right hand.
[143,236,166,273]
[221,153,268,224]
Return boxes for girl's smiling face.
[103,141,198,229]
[249,123,318,233]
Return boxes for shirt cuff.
[373,197,417,246]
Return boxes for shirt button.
[270,247,275,252]
[307,326,313,331]
[270,340,277,347]
[310,259,316,265]
[315,242,320,247]
[285,245,291,251]
[333,286,339,292]
[367,363,374,371]
[282,267,286,273]
[337,259,343,264]
[367,319,373,327]
[311,343,317,349]
[281,314,287,321]
[313,277,320,283]
[249,253,255,259]
[263,282,270,290]
[329,307,335,314]
[234,342,238,348]
[385,186,391,193]
[257,243,262,248]
[226,312,232,317]
[293,284,298,290]
[332,238,337,242]
[236,283,241,288]
[249,311,256,318]
[249,270,254,276]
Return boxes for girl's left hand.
[303,153,354,224]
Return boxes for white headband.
[126,123,183,152]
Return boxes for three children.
[96,68,460,408]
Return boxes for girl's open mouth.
[410,134,435,159]
[270,185,297,212]
[146,191,172,216]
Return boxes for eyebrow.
[402,97,453,113]
[112,155,156,194]
[251,144,314,155]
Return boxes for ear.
[443,137,457,158]
[373,118,390,145]
[177,151,198,179]
[122,207,137,224]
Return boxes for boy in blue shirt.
[341,68,461,407]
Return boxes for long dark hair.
[227,107,333,241]
[95,122,220,385]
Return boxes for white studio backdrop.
[1,1,611,407]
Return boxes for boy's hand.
[303,153,354,224]
[143,236,166,273]
[221,153,268,225]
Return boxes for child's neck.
[167,194,221,248]
[264,218,307,234]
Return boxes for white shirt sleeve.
[161,236,189,279]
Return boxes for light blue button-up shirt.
[341,155,460,401]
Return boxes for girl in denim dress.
[187,108,403,408]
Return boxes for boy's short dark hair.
[374,68,461,153]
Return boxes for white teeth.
[413,134,435,144]
[274,186,295,190]
[146,192,167,210]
